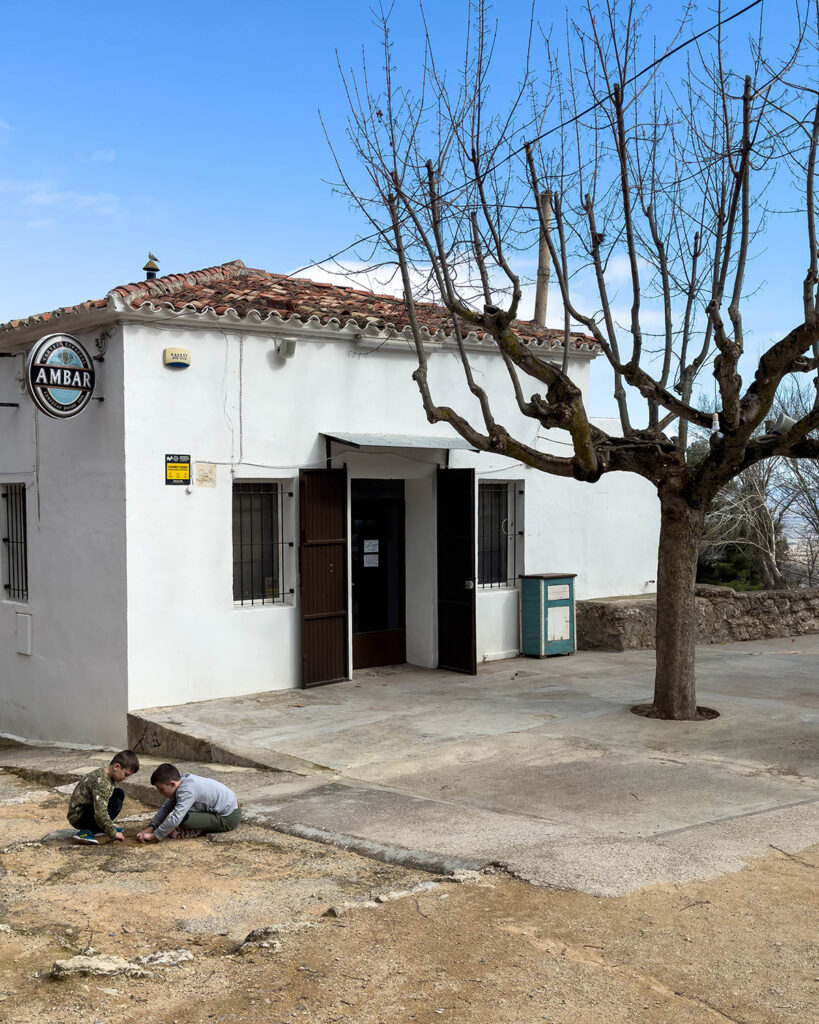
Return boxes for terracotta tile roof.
[1,259,598,352]
[0,298,108,335]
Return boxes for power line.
[288,231,384,279]
[288,0,766,281]
[510,0,765,159]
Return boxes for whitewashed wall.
[123,320,658,709]
[0,311,660,742]
[0,328,128,745]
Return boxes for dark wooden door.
[437,467,477,674]
[299,469,348,687]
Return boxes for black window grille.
[2,483,28,602]
[478,481,522,588]
[232,482,290,605]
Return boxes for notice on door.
[363,554,379,567]
[364,539,379,553]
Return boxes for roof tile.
[1,259,598,352]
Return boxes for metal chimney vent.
[143,253,159,280]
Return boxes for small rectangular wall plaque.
[164,348,191,368]
[195,462,217,488]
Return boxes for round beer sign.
[25,334,96,418]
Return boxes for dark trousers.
[73,788,124,832]
[180,806,242,834]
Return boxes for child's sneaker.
[71,829,99,845]
[166,827,204,840]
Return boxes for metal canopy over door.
[299,468,349,687]
[436,467,477,674]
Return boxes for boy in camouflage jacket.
[67,750,140,845]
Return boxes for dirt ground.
[0,769,816,1024]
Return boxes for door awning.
[322,432,478,452]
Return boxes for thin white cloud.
[294,260,406,297]
[0,179,121,218]
[299,257,674,345]
[22,187,119,216]
[90,149,116,163]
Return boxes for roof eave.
[116,298,600,358]
[0,287,600,360]
[0,300,119,352]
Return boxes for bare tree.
[775,378,819,535]
[768,377,819,583]
[331,0,819,719]
[699,459,788,589]
[784,530,819,585]
[698,376,819,588]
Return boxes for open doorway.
[351,479,406,669]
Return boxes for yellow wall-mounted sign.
[163,347,191,368]
[165,454,191,485]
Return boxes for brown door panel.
[299,469,349,687]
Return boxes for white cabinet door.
[547,605,570,642]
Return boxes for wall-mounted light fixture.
[766,413,797,434]
[276,338,297,360]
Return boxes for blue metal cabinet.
[519,574,576,657]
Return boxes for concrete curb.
[2,758,489,878]
[236,814,491,877]
[126,712,333,776]
[7,762,166,810]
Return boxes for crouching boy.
[68,749,140,844]
[136,763,242,842]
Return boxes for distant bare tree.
[331,0,819,718]
[768,378,819,583]
[699,460,788,589]
[785,530,819,585]
[775,379,819,534]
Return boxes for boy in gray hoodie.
[136,763,241,842]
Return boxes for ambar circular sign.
[26,334,96,418]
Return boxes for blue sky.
[0,1,810,417]
[1,1,512,321]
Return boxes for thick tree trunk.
[652,489,705,720]
[758,548,786,590]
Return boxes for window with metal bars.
[2,483,28,602]
[232,482,289,605]
[478,481,523,588]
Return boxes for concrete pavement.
[5,635,818,895]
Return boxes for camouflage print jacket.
[67,767,117,838]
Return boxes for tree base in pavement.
[631,703,720,721]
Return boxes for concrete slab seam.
[651,794,819,839]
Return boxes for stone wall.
[576,586,819,651]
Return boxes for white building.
[0,260,660,746]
